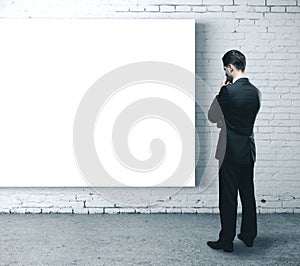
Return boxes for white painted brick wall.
[0,0,299,214]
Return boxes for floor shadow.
[232,235,286,257]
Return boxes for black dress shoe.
[237,234,253,247]
[207,240,233,252]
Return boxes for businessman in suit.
[206,50,261,252]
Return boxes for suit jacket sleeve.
[208,86,229,123]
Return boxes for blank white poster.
[0,19,195,187]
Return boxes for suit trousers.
[218,161,257,244]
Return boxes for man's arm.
[208,86,229,123]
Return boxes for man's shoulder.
[221,81,239,94]
[247,80,261,97]
[230,78,260,92]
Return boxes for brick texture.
[0,0,299,214]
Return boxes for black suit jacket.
[208,77,261,165]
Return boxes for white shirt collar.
[233,76,248,83]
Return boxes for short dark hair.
[222,50,246,72]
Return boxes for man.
[207,50,261,252]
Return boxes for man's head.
[222,50,246,82]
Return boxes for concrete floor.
[0,214,299,266]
